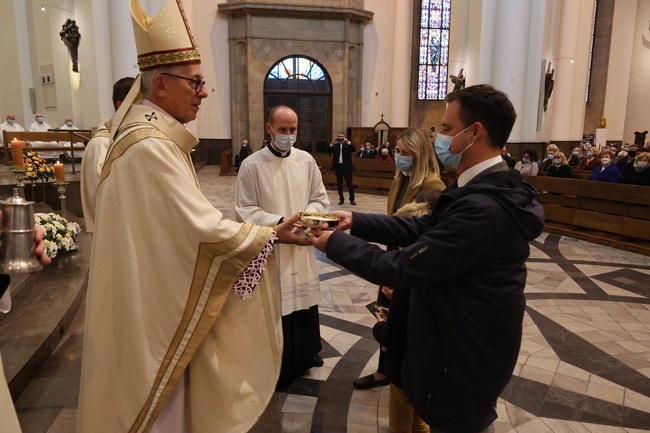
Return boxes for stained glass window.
[265,56,330,92]
[417,0,451,100]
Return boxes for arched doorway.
[264,56,332,153]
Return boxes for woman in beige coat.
[387,128,446,215]
[353,127,445,392]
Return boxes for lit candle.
[54,161,65,184]
[11,138,23,170]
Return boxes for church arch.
[264,55,332,153]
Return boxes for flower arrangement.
[34,213,81,258]
[23,150,55,183]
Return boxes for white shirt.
[458,155,504,187]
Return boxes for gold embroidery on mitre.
[131,0,201,71]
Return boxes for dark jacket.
[329,140,356,171]
[326,164,545,433]
[624,164,650,186]
[588,163,621,182]
[372,288,410,388]
[547,164,572,178]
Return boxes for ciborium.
[0,188,42,273]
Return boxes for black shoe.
[338,199,344,205]
[313,354,324,367]
[350,200,356,205]
[353,374,390,390]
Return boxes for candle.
[54,161,65,183]
[11,139,23,169]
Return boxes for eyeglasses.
[161,73,206,92]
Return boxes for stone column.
[488,0,534,141]
[109,0,139,81]
[546,0,594,141]
[390,0,411,127]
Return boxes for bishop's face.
[161,64,208,124]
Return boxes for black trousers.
[335,167,355,201]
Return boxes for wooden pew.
[3,130,91,173]
[523,175,650,254]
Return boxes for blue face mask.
[394,154,413,172]
[434,125,474,169]
[7,119,14,125]
[572,151,579,156]
[66,121,73,127]
[36,116,44,124]
[547,154,554,160]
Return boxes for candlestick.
[54,161,65,184]
[11,139,23,170]
[55,182,70,218]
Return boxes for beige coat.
[387,171,446,215]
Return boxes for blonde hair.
[600,150,615,159]
[547,143,559,153]
[394,128,440,188]
[637,152,649,162]
[554,151,569,166]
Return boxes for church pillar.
[389,0,411,126]
[109,0,139,82]
[546,0,595,141]
[483,0,542,141]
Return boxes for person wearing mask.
[29,113,58,159]
[540,143,558,171]
[59,117,83,159]
[353,127,445,391]
[235,105,330,387]
[568,147,583,167]
[362,143,377,159]
[579,148,601,171]
[623,152,650,186]
[0,114,25,147]
[514,149,539,176]
[235,139,252,168]
[588,150,620,182]
[329,132,356,205]
[311,84,545,433]
[547,151,572,178]
[377,147,394,162]
[617,144,638,172]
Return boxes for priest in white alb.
[235,105,329,387]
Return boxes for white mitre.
[131,0,201,71]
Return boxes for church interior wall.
[623,0,650,146]
[583,0,614,140]
[604,0,636,144]
[0,0,27,126]
[361,0,396,128]
[3,0,649,155]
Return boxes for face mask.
[66,121,73,127]
[394,154,413,172]
[629,151,637,157]
[623,147,630,152]
[434,125,474,169]
[572,151,579,156]
[271,127,296,152]
[587,152,593,158]
[547,154,554,160]
[637,161,648,170]
[36,117,44,124]
[601,158,611,165]
[7,119,14,125]
[522,157,530,163]
[553,159,562,166]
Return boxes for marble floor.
[12,165,650,433]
